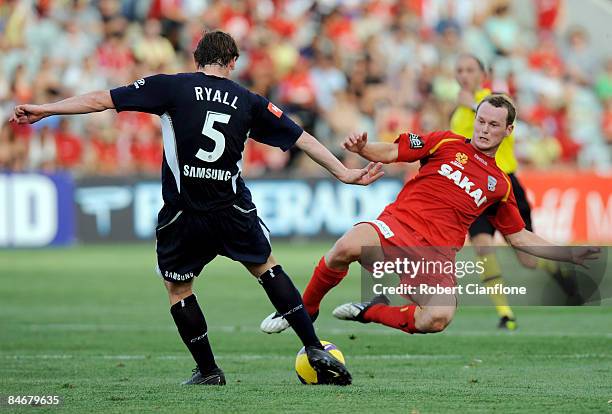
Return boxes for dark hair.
[458,53,486,73]
[476,94,516,126]
[193,30,239,68]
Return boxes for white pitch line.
[2,353,610,361]
[23,324,176,332]
[0,354,74,359]
[19,324,612,338]
[0,354,461,361]
[101,355,146,360]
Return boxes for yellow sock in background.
[479,253,514,319]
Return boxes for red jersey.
[384,130,525,249]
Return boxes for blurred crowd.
[1,0,611,177]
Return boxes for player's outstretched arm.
[10,91,114,124]
[505,229,600,268]
[295,131,384,186]
[342,132,399,164]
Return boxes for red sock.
[302,256,348,316]
[363,304,421,334]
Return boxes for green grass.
[0,243,611,413]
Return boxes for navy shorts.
[469,173,533,237]
[155,197,271,282]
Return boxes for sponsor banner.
[0,172,74,247]
[249,179,402,237]
[75,178,163,242]
[72,172,612,243]
[4,171,609,246]
[519,171,612,244]
[73,178,403,242]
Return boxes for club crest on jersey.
[438,164,488,207]
[487,176,497,191]
[455,152,468,165]
[451,152,468,169]
[267,102,283,118]
[408,133,424,149]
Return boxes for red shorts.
[359,211,457,304]
[361,211,430,249]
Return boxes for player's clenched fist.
[10,104,47,124]
[342,132,368,154]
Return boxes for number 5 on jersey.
[196,111,231,162]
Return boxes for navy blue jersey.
[110,73,303,211]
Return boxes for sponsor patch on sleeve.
[408,133,424,149]
[133,78,145,89]
[267,102,283,118]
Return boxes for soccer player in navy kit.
[11,30,383,386]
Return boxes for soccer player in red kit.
[261,94,599,335]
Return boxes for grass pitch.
[1,243,610,413]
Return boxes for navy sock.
[258,265,322,349]
[170,294,218,373]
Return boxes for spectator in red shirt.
[278,55,318,131]
[534,0,563,34]
[130,123,162,174]
[527,93,580,162]
[528,32,564,76]
[55,118,83,170]
[90,133,119,174]
[96,18,134,81]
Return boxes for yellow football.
[295,341,346,384]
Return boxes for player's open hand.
[339,162,384,186]
[571,246,601,268]
[342,132,368,154]
[9,104,47,124]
